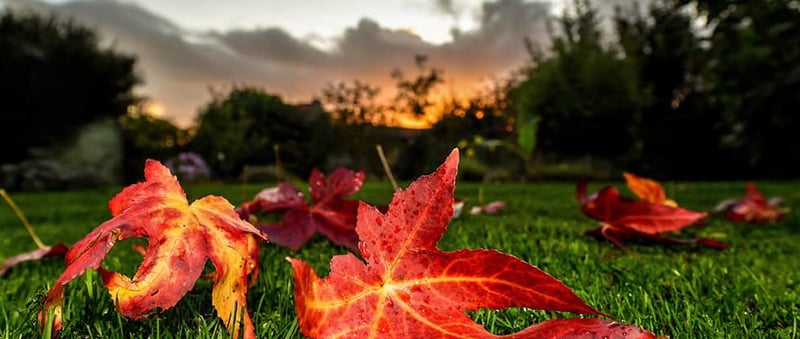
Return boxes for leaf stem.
[0,188,46,249]
[376,145,398,191]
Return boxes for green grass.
[1,179,799,338]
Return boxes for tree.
[399,76,519,181]
[676,0,800,178]
[0,10,139,162]
[390,54,443,118]
[119,106,189,183]
[511,0,646,177]
[190,86,333,179]
[321,80,384,125]
[614,1,723,179]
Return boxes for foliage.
[614,1,725,179]
[389,54,444,118]
[321,80,384,125]
[677,0,800,178]
[0,10,139,162]
[119,107,190,183]
[399,78,518,181]
[191,86,333,179]
[511,0,646,177]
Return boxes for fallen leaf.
[623,172,677,207]
[239,167,365,251]
[289,150,659,338]
[469,201,508,215]
[38,160,266,339]
[714,182,788,223]
[577,180,726,251]
[0,243,68,277]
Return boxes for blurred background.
[1,0,798,191]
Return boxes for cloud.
[436,0,551,77]
[4,0,554,127]
[434,0,458,17]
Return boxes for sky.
[2,0,636,128]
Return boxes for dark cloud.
[434,0,458,17]
[217,28,331,68]
[3,0,555,126]
[437,0,551,77]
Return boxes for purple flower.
[164,152,211,181]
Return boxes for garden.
[1,151,798,338]
[2,0,799,337]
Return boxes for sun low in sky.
[4,0,632,128]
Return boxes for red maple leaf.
[239,167,365,251]
[288,150,659,338]
[714,182,788,223]
[577,179,727,251]
[38,160,266,339]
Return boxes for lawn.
[1,179,798,338]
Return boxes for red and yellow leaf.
[623,172,677,207]
[715,182,788,223]
[290,150,658,338]
[38,160,266,339]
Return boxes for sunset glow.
[143,102,166,118]
[20,0,558,129]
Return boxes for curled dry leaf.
[289,150,659,338]
[714,182,788,223]
[239,168,364,251]
[577,179,726,251]
[38,160,266,339]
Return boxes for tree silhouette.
[614,1,723,179]
[0,10,139,162]
[677,0,800,178]
[390,54,443,117]
[321,80,383,125]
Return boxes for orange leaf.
[38,160,266,339]
[289,150,658,338]
[623,172,676,207]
